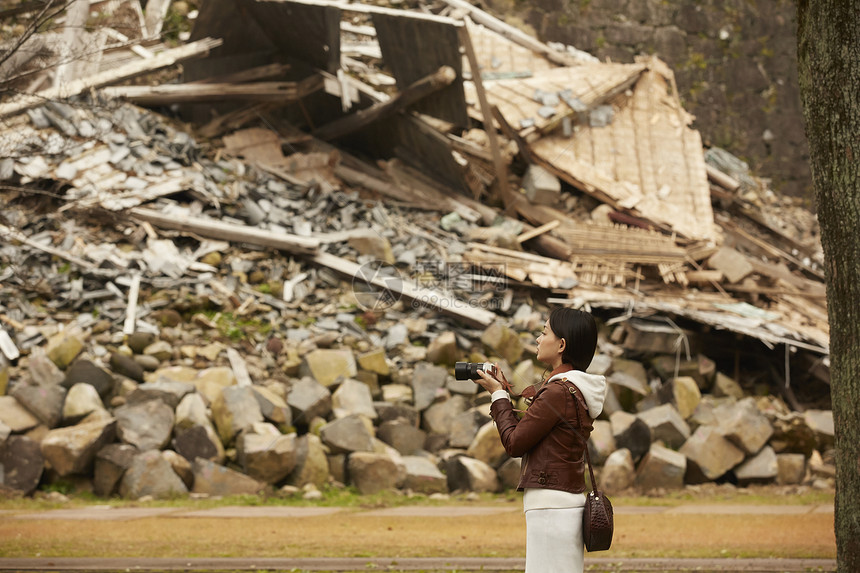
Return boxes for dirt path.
[0,501,837,571]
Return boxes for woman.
[474,307,607,573]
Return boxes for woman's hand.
[474,364,508,394]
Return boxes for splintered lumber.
[0,224,96,271]
[102,76,324,105]
[0,37,223,118]
[459,21,509,201]
[128,207,321,255]
[191,63,292,84]
[311,252,496,327]
[312,65,456,141]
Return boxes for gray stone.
[40,418,117,476]
[712,371,744,399]
[680,425,745,483]
[114,399,175,451]
[445,455,499,493]
[191,458,266,497]
[62,382,107,424]
[400,455,447,494]
[426,331,458,367]
[635,443,686,491]
[497,457,522,490]
[211,385,264,445]
[0,435,44,495]
[411,362,448,411]
[448,410,480,449]
[735,445,778,485]
[28,348,66,386]
[320,414,375,454]
[300,348,357,387]
[63,359,114,398]
[190,367,236,405]
[287,377,332,426]
[347,451,401,494]
[610,410,651,463]
[717,397,773,455]
[466,420,507,468]
[251,385,292,427]
[422,395,468,435]
[357,347,390,377]
[588,419,616,466]
[480,323,523,364]
[172,424,224,464]
[127,378,195,409]
[285,434,330,489]
[803,409,834,451]
[10,382,66,428]
[600,448,635,494]
[776,453,806,485]
[162,450,194,489]
[522,164,561,204]
[0,395,40,433]
[377,419,427,455]
[332,378,377,420]
[175,392,213,431]
[237,423,297,484]
[45,329,85,370]
[119,450,188,499]
[637,403,690,449]
[93,443,137,497]
[127,332,157,355]
[109,353,144,383]
[375,402,420,427]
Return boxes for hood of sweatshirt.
[547,369,607,419]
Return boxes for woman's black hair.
[547,307,598,371]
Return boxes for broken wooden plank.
[0,37,223,118]
[128,207,321,255]
[0,223,96,271]
[143,0,172,38]
[191,62,292,84]
[123,273,141,335]
[517,219,559,243]
[102,78,324,105]
[313,65,457,141]
[311,251,496,327]
[706,163,741,192]
[459,20,509,202]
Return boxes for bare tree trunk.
[797,2,860,571]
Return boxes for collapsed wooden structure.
[0,0,828,367]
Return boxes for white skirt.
[524,506,585,573]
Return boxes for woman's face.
[536,318,564,366]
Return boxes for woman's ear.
[558,338,566,354]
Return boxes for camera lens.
[454,362,492,380]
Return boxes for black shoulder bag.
[568,384,614,552]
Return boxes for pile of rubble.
[0,0,833,500]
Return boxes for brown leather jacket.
[490,375,593,494]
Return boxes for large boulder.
[680,425,745,483]
[635,443,686,490]
[347,451,401,494]
[285,434,330,489]
[40,418,117,476]
[0,435,44,495]
[286,377,332,426]
[237,423,298,484]
[637,403,690,449]
[399,455,447,494]
[120,449,188,500]
[211,385,264,445]
[301,348,357,387]
[93,443,137,497]
[320,414,375,454]
[10,382,66,428]
[332,378,377,420]
[191,458,266,496]
[599,448,635,494]
[717,397,773,455]
[114,399,174,451]
[446,455,499,493]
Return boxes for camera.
[454,362,496,380]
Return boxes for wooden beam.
[312,65,456,141]
[128,207,321,255]
[191,62,292,84]
[311,252,496,327]
[102,79,322,105]
[0,37,223,118]
[459,21,510,203]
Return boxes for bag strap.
[566,383,598,496]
